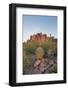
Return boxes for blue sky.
[23,15,57,42]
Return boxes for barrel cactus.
[35,47,44,60]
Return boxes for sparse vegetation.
[23,35,57,74]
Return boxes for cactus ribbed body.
[35,47,44,60]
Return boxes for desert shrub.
[41,39,57,57]
[23,52,31,74]
[23,41,41,55]
[24,47,35,55]
[49,64,57,73]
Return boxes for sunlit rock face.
[30,33,47,43]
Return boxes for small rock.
[34,60,41,67]
[49,60,54,65]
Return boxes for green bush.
[49,64,57,73]
[23,52,31,74]
[23,42,41,55]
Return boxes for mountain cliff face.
[26,33,57,44]
[27,33,47,43]
[30,33,47,42]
